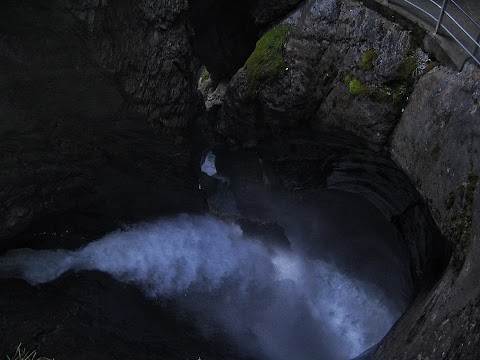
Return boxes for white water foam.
[0,214,400,360]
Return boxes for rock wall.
[188,0,258,83]
[0,0,313,250]
[188,0,304,84]
[79,0,195,129]
[372,64,480,360]
[204,0,479,358]
[216,0,431,149]
[209,0,450,288]
[0,0,201,249]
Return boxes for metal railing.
[386,0,480,67]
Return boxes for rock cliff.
[0,0,201,249]
[373,63,480,360]
[216,0,432,149]
[204,0,479,358]
[0,0,306,250]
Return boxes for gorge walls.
[0,0,201,249]
[0,0,478,358]
[199,0,479,358]
[373,63,480,360]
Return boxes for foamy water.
[0,214,400,360]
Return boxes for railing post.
[474,31,480,58]
[435,0,449,34]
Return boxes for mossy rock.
[371,84,408,112]
[360,48,378,71]
[343,73,353,84]
[245,24,293,92]
[348,78,369,96]
[399,56,418,78]
[200,68,210,82]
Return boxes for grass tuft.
[6,344,53,360]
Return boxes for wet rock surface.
[373,64,480,360]
[391,64,480,266]
[217,0,431,148]
[201,133,448,293]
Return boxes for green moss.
[373,86,392,102]
[343,73,353,84]
[466,171,479,204]
[450,209,459,222]
[392,85,408,111]
[348,78,369,96]
[399,56,418,78]
[360,48,378,71]
[370,83,408,113]
[200,68,210,82]
[245,24,293,92]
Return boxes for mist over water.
[0,214,401,360]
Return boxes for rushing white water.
[201,151,230,184]
[0,214,400,360]
[201,151,218,177]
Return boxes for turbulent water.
[0,214,400,360]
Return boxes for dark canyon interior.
[1,0,474,359]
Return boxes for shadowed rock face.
[0,0,202,250]
[0,0,306,250]
[188,0,304,84]
[0,272,242,360]
[251,0,305,26]
[188,0,258,83]
[201,133,450,294]
[206,0,452,300]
